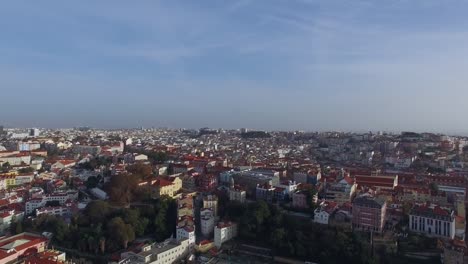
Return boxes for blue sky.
[1,0,468,132]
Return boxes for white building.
[200,208,215,237]
[29,128,40,137]
[0,178,6,191]
[176,226,195,251]
[229,187,246,203]
[26,198,46,215]
[276,180,299,195]
[409,203,456,239]
[36,206,70,217]
[123,153,148,164]
[313,201,338,225]
[121,239,189,264]
[57,141,73,150]
[51,160,76,170]
[15,174,34,185]
[10,133,29,139]
[229,177,246,203]
[0,154,31,166]
[18,141,41,151]
[25,191,78,215]
[90,188,108,200]
[134,154,148,161]
[214,221,238,248]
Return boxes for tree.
[306,186,317,209]
[15,220,23,234]
[148,152,168,163]
[1,162,10,172]
[99,237,106,253]
[18,167,34,173]
[85,176,99,189]
[107,217,135,249]
[122,209,149,237]
[429,182,439,192]
[271,228,286,248]
[85,200,111,223]
[127,163,153,179]
[10,216,23,235]
[107,173,138,205]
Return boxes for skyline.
[2,1,468,132]
[4,125,468,137]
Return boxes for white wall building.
[214,221,238,248]
[0,154,31,166]
[121,239,189,264]
[25,191,78,215]
[36,206,70,217]
[18,142,41,151]
[176,226,195,251]
[409,203,456,239]
[29,128,40,137]
[0,178,6,191]
[90,188,108,200]
[229,188,246,203]
[15,174,34,185]
[313,201,337,225]
[200,208,215,237]
[277,180,299,195]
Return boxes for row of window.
[410,216,451,237]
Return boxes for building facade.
[352,196,387,233]
[409,203,456,239]
[214,221,238,248]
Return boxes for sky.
[1,0,468,133]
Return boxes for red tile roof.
[0,233,48,260]
[154,178,173,187]
[355,175,395,188]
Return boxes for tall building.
[229,177,246,203]
[232,169,280,197]
[200,208,215,237]
[202,195,218,217]
[352,196,387,233]
[29,128,40,137]
[214,221,238,248]
[176,193,196,251]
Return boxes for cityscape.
[0,127,467,263]
[2,1,468,264]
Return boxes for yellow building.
[0,175,17,187]
[152,177,182,198]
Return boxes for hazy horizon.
[4,125,468,137]
[2,1,468,132]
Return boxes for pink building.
[292,191,309,209]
